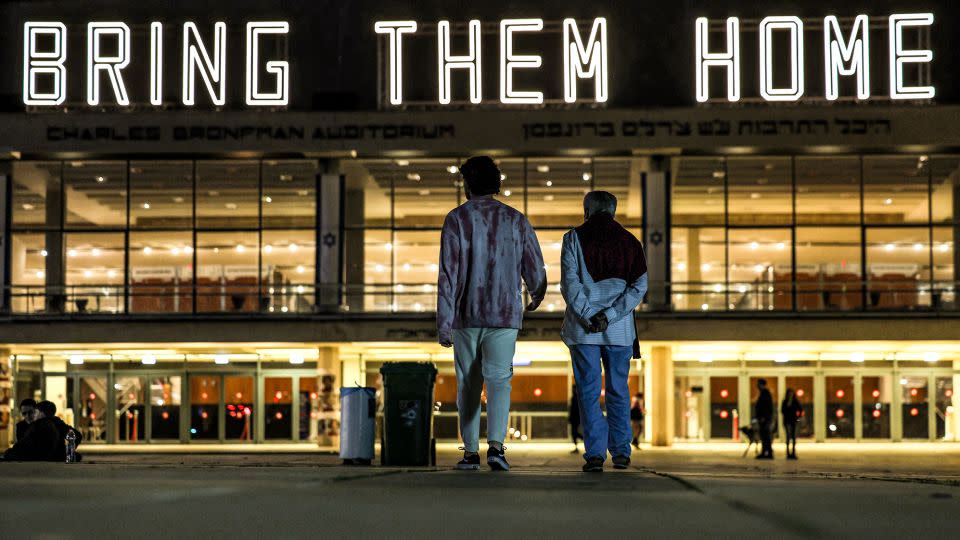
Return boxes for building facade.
[2,0,960,447]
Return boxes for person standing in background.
[781,388,802,460]
[755,379,774,459]
[630,393,645,449]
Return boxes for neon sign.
[696,14,935,102]
[23,21,290,106]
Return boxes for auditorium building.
[2,0,960,448]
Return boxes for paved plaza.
[1,443,958,539]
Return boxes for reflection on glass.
[262,160,318,228]
[225,376,254,441]
[826,376,854,438]
[79,377,107,443]
[728,229,792,311]
[265,377,293,440]
[862,376,892,439]
[190,375,219,440]
[64,161,127,227]
[196,161,259,228]
[129,232,193,313]
[795,157,860,225]
[864,156,929,224]
[795,228,862,311]
[130,161,193,228]
[196,231,259,312]
[710,376,738,440]
[262,230,315,313]
[672,157,725,225]
[672,227,726,310]
[901,376,929,439]
[150,376,181,440]
[866,228,932,310]
[935,376,954,440]
[115,376,145,442]
[727,157,792,225]
[12,161,59,228]
[785,377,814,438]
[65,232,125,313]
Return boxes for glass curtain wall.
[671,155,960,311]
[9,160,318,314]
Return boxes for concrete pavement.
[1,444,958,539]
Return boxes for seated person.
[37,400,82,461]
[15,398,37,442]
[2,404,60,461]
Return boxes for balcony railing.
[4,280,959,317]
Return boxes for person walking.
[630,393,645,449]
[781,388,802,460]
[755,379,774,459]
[569,384,582,453]
[561,191,647,472]
[437,155,547,472]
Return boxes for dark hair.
[459,156,501,196]
[584,191,618,218]
[19,398,37,409]
[757,378,768,386]
[37,400,57,417]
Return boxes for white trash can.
[339,387,376,464]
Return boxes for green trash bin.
[379,362,438,466]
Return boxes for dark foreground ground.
[2,443,959,539]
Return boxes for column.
[891,366,903,442]
[952,361,960,442]
[737,371,750,434]
[0,350,10,450]
[853,373,863,441]
[814,372,826,442]
[316,346,340,447]
[645,345,674,446]
[643,156,669,311]
[317,160,343,312]
[45,168,64,313]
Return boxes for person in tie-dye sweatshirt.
[437,156,547,471]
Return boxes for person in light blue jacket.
[561,191,647,472]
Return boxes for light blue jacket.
[560,229,648,347]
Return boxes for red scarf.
[574,213,646,283]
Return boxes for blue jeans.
[569,344,633,460]
[453,328,517,453]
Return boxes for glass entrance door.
[264,377,293,440]
[224,375,254,442]
[78,376,108,443]
[826,376,855,438]
[190,375,220,440]
[115,376,146,442]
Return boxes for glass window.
[12,161,60,229]
[64,232,125,313]
[784,377,813,438]
[393,159,461,228]
[361,230,393,311]
[727,157,792,226]
[343,160,393,228]
[675,375,705,440]
[935,376,953,440]
[862,375,892,439]
[863,156,929,224]
[129,232,193,313]
[150,376,181,440]
[930,156,959,223]
[115,376,145,442]
[537,230,564,314]
[394,231,440,313]
[728,229,793,311]
[196,231,259,312]
[672,227,726,311]
[64,161,127,228]
[527,158,592,228]
[298,376,319,441]
[795,228,862,311]
[594,158,642,227]
[901,376,929,439]
[9,233,46,313]
[826,376,854,438]
[672,157,724,225]
[494,158,525,213]
[262,230,315,313]
[709,376,738,440]
[78,376,107,443]
[795,157,860,225]
[190,375,219,440]
[196,161,259,228]
[932,227,955,308]
[262,160,318,228]
[865,228,931,310]
[129,161,193,229]
[225,375,254,442]
[264,377,293,440]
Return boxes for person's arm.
[560,231,600,324]
[600,273,648,326]
[436,214,461,347]
[520,216,547,310]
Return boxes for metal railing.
[4,280,959,316]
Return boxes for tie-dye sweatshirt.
[437,196,547,342]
